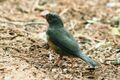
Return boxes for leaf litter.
[0,0,120,80]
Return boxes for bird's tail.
[77,51,97,67]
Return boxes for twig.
[0,20,45,26]
[12,55,30,63]
[4,46,21,53]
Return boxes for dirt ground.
[0,0,120,80]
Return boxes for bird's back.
[47,26,81,56]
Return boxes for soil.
[0,0,120,80]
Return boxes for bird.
[40,12,97,67]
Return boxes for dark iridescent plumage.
[45,13,97,67]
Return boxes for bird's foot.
[42,43,49,49]
[54,55,63,66]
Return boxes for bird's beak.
[39,13,46,19]
[40,14,46,18]
[39,10,50,19]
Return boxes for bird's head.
[40,12,64,28]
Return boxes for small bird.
[41,12,97,67]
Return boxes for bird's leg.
[42,43,49,49]
[54,55,63,66]
[70,57,76,68]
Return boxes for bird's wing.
[47,28,80,55]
